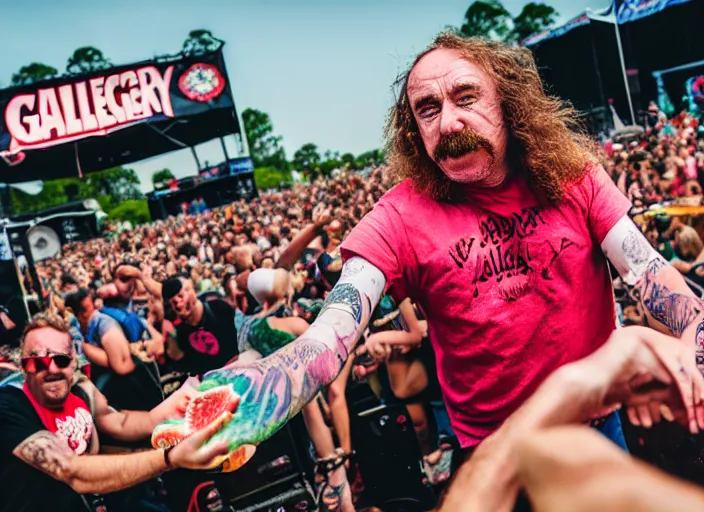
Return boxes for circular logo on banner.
[178,63,226,102]
[189,329,220,355]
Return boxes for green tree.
[66,46,111,74]
[182,29,222,55]
[292,143,321,173]
[85,167,142,208]
[340,153,356,168]
[509,2,559,43]
[108,199,151,226]
[357,149,385,167]
[152,169,176,187]
[11,63,58,86]
[9,166,142,216]
[460,0,512,40]
[242,108,287,170]
[253,167,293,190]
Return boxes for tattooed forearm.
[14,431,75,480]
[197,257,386,450]
[602,216,704,338]
[639,259,704,338]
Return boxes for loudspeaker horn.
[26,225,61,262]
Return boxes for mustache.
[44,374,66,383]
[433,129,494,162]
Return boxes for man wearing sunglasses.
[0,313,231,512]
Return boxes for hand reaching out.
[588,326,704,434]
[313,207,333,229]
[168,413,231,470]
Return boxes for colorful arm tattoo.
[155,257,386,452]
[603,216,704,372]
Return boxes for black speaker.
[0,259,29,346]
[351,403,437,512]
[214,415,317,511]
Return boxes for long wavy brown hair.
[385,33,601,203]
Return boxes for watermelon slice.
[186,384,241,432]
[151,420,187,449]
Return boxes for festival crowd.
[1,36,704,512]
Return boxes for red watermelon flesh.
[186,384,241,432]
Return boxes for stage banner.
[615,0,693,24]
[523,12,591,47]
[0,49,239,182]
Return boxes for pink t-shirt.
[341,164,631,447]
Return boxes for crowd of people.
[1,32,704,512]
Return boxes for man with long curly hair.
[159,33,704,510]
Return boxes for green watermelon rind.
[151,420,187,449]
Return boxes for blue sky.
[1,0,609,192]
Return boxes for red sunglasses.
[21,354,72,373]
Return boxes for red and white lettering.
[38,88,67,140]
[58,84,83,135]
[90,77,117,129]
[104,74,126,123]
[75,82,98,131]
[3,64,177,153]
[5,94,40,144]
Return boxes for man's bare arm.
[602,215,704,373]
[88,381,158,442]
[516,426,704,512]
[13,431,168,495]
[101,328,136,375]
[196,257,386,449]
[275,211,331,270]
[82,342,109,368]
[438,325,704,512]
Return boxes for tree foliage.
[460,0,512,40]
[9,167,142,216]
[108,199,151,226]
[152,169,176,186]
[66,46,111,75]
[292,143,321,173]
[10,63,58,86]
[242,108,288,170]
[510,2,558,43]
[458,0,558,44]
[253,167,292,190]
[182,29,222,55]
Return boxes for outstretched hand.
[313,207,333,229]
[168,412,231,470]
[189,363,295,454]
[589,326,704,434]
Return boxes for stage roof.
[0,47,241,184]
[524,0,697,47]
